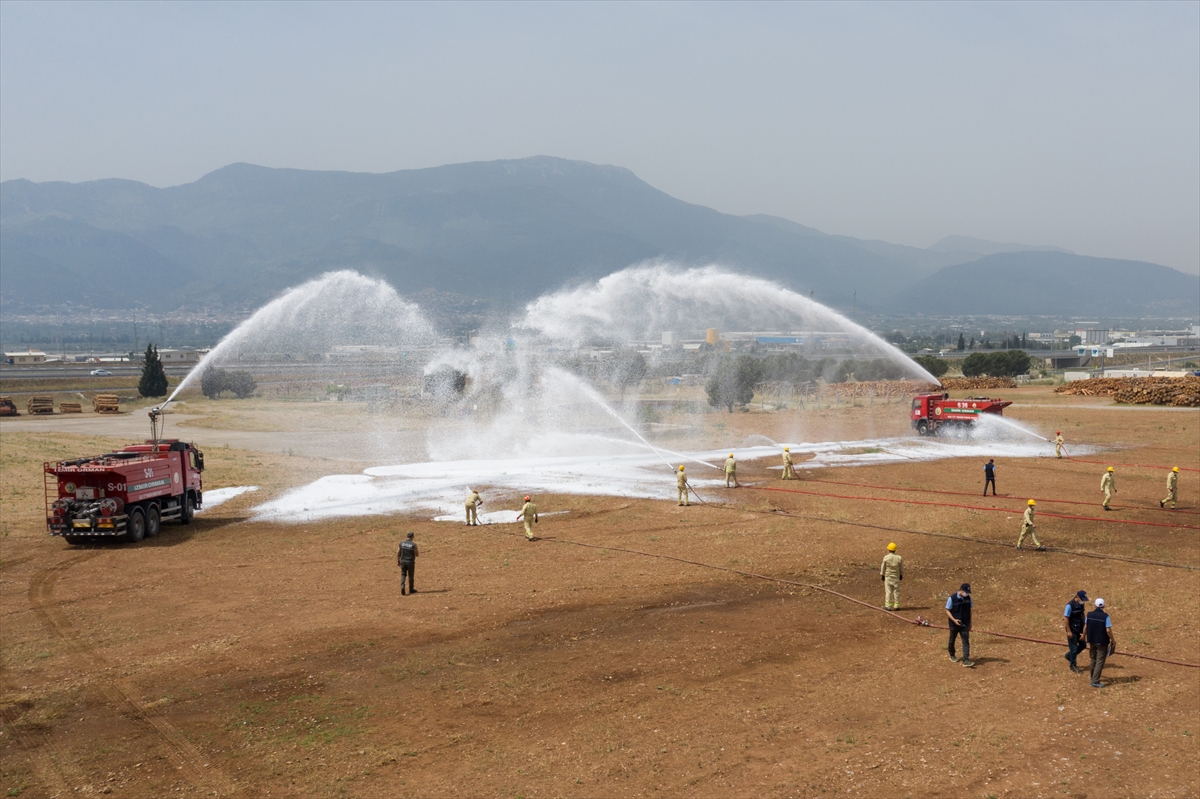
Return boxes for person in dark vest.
[944,583,974,668]
[983,459,997,496]
[1085,597,1115,688]
[397,531,419,596]
[1063,590,1088,674]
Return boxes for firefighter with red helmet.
[517,495,538,540]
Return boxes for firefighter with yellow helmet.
[880,542,904,610]
[1161,466,1179,510]
[724,454,739,488]
[781,447,796,480]
[1018,499,1044,551]
[1101,467,1116,511]
[676,465,690,506]
[1054,431,1064,459]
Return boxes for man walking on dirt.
[677,465,691,506]
[945,583,974,668]
[517,495,538,540]
[465,489,483,525]
[1101,467,1116,511]
[1161,466,1179,509]
[1017,499,1044,551]
[781,447,796,480]
[725,454,740,488]
[398,532,418,596]
[1054,431,1064,459]
[1085,598,1115,688]
[880,542,903,610]
[983,459,997,496]
[1063,590,1088,674]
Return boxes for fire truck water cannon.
[910,392,1013,436]
[44,409,205,545]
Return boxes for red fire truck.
[45,410,204,544]
[911,392,1013,436]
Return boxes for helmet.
[1173,466,1180,472]
[729,453,734,459]
[1107,466,1114,472]
[524,495,531,501]
[784,447,790,451]
[1056,430,1061,435]
[1028,499,1036,506]
[887,542,897,552]
[679,465,685,471]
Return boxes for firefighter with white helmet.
[1101,467,1116,511]
[465,488,483,525]
[1018,499,1044,551]
[724,454,739,488]
[880,542,904,610]
[516,495,538,540]
[781,447,796,480]
[676,465,690,506]
[1161,466,1179,510]
[1054,431,1064,459]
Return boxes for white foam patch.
[200,486,259,511]
[432,509,571,524]
[251,434,1090,524]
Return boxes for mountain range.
[2,156,1196,318]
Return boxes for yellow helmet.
[729,453,734,458]
[678,465,685,471]
[1173,466,1180,472]
[1028,499,1036,506]
[887,542,897,552]
[784,446,790,451]
[1107,466,1114,472]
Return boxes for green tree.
[957,333,966,351]
[706,355,762,412]
[201,367,257,399]
[138,343,168,398]
[912,355,949,379]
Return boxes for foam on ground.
[251,435,1081,524]
[200,486,260,511]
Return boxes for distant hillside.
[895,251,1200,316]
[1,157,1193,319]
[927,235,1074,257]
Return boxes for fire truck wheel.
[146,505,161,538]
[126,508,146,543]
[181,495,194,525]
[916,420,930,436]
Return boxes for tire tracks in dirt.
[24,551,238,796]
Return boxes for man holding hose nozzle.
[676,465,691,506]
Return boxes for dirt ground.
[2,386,1198,799]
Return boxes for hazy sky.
[2,1,1197,273]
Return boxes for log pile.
[0,397,17,416]
[92,394,120,414]
[939,377,1018,390]
[1054,376,1200,406]
[27,396,55,415]
[60,402,83,413]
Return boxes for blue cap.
[960,583,971,592]
[1076,590,1088,600]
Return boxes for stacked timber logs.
[939,377,1018,390]
[60,402,83,413]
[1055,376,1200,407]
[0,397,17,416]
[27,396,54,415]
[92,394,120,414]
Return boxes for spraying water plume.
[161,271,436,407]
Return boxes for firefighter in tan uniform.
[781,447,796,480]
[676,465,690,506]
[465,489,483,525]
[1161,466,1179,509]
[1101,467,1116,511]
[516,495,538,540]
[1054,431,1064,459]
[880,542,903,610]
[724,454,740,488]
[1017,499,1044,550]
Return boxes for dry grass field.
[1,386,1197,799]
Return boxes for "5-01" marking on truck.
[128,478,171,492]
